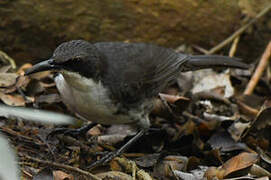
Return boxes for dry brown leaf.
[17,63,32,75]
[39,81,56,88]
[0,73,18,87]
[15,75,31,89]
[3,75,31,94]
[26,80,45,95]
[256,176,270,180]
[254,100,271,130]
[221,152,258,178]
[250,164,271,177]
[236,99,259,118]
[87,125,102,136]
[175,166,208,180]
[98,134,128,146]
[204,166,221,180]
[0,65,12,73]
[96,171,133,180]
[0,92,25,106]
[137,169,153,180]
[159,93,190,104]
[53,170,74,180]
[110,157,136,173]
[135,153,161,168]
[153,155,188,178]
[236,94,264,118]
[205,152,259,179]
[228,121,250,141]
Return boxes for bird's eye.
[73,57,82,61]
[48,59,55,65]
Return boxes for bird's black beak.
[24,59,57,75]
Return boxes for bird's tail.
[180,55,249,72]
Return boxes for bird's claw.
[47,123,97,139]
[88,151,119,169]
[47,128,78,140]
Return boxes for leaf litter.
[1,45,271,179]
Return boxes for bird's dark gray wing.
[94,42,188,105]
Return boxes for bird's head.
[25,40,102,78]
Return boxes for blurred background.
[0,0,270,65]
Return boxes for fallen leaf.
[136,153,161,168]
[153,155,188,178]
[208,131,249,152]
[175,166,208,180]
[110,157,152,180]
[17,63,32,75]
[250,164,271,177]
[33,168,53,180]
[192,69,234,98]
[26,80,45,95]
[221,152,258,178]
[159,93,190,104]
[96,171,133,180]
[53,170,74,180]
[3,75,31,94]
[137,169,153,180]
[98,134,128,146]
[0,93,25,106]
[254,100,271,130]
[0,73,18,87]
[0,65,11,73]
[87,124,102,136]
[228,121,251,141]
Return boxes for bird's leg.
[47,122,97,139]
[88,129,146,169]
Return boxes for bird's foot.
[47,123,97,139]
[88,151,119,169]
[88,129,146,169]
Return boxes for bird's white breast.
[54,71,137,125]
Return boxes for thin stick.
[229,36,240,57]
[206,4,271,55]
[192,45,210,54]
[22,154,102,180]
[244,41,271,95]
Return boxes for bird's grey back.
[94,42,188,106]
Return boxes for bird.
[25,40,248,167]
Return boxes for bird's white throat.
[54,70,140,125]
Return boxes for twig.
[0,126,44,147]
[192,45,210,54]
[22,170,33,179]
[182,111,205,124]
[0,50,16,69]
[206,4,271,55]
[229,36,240,57]
[236,100,259,117]
[22,154,102,180]
[244,41,271,95]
